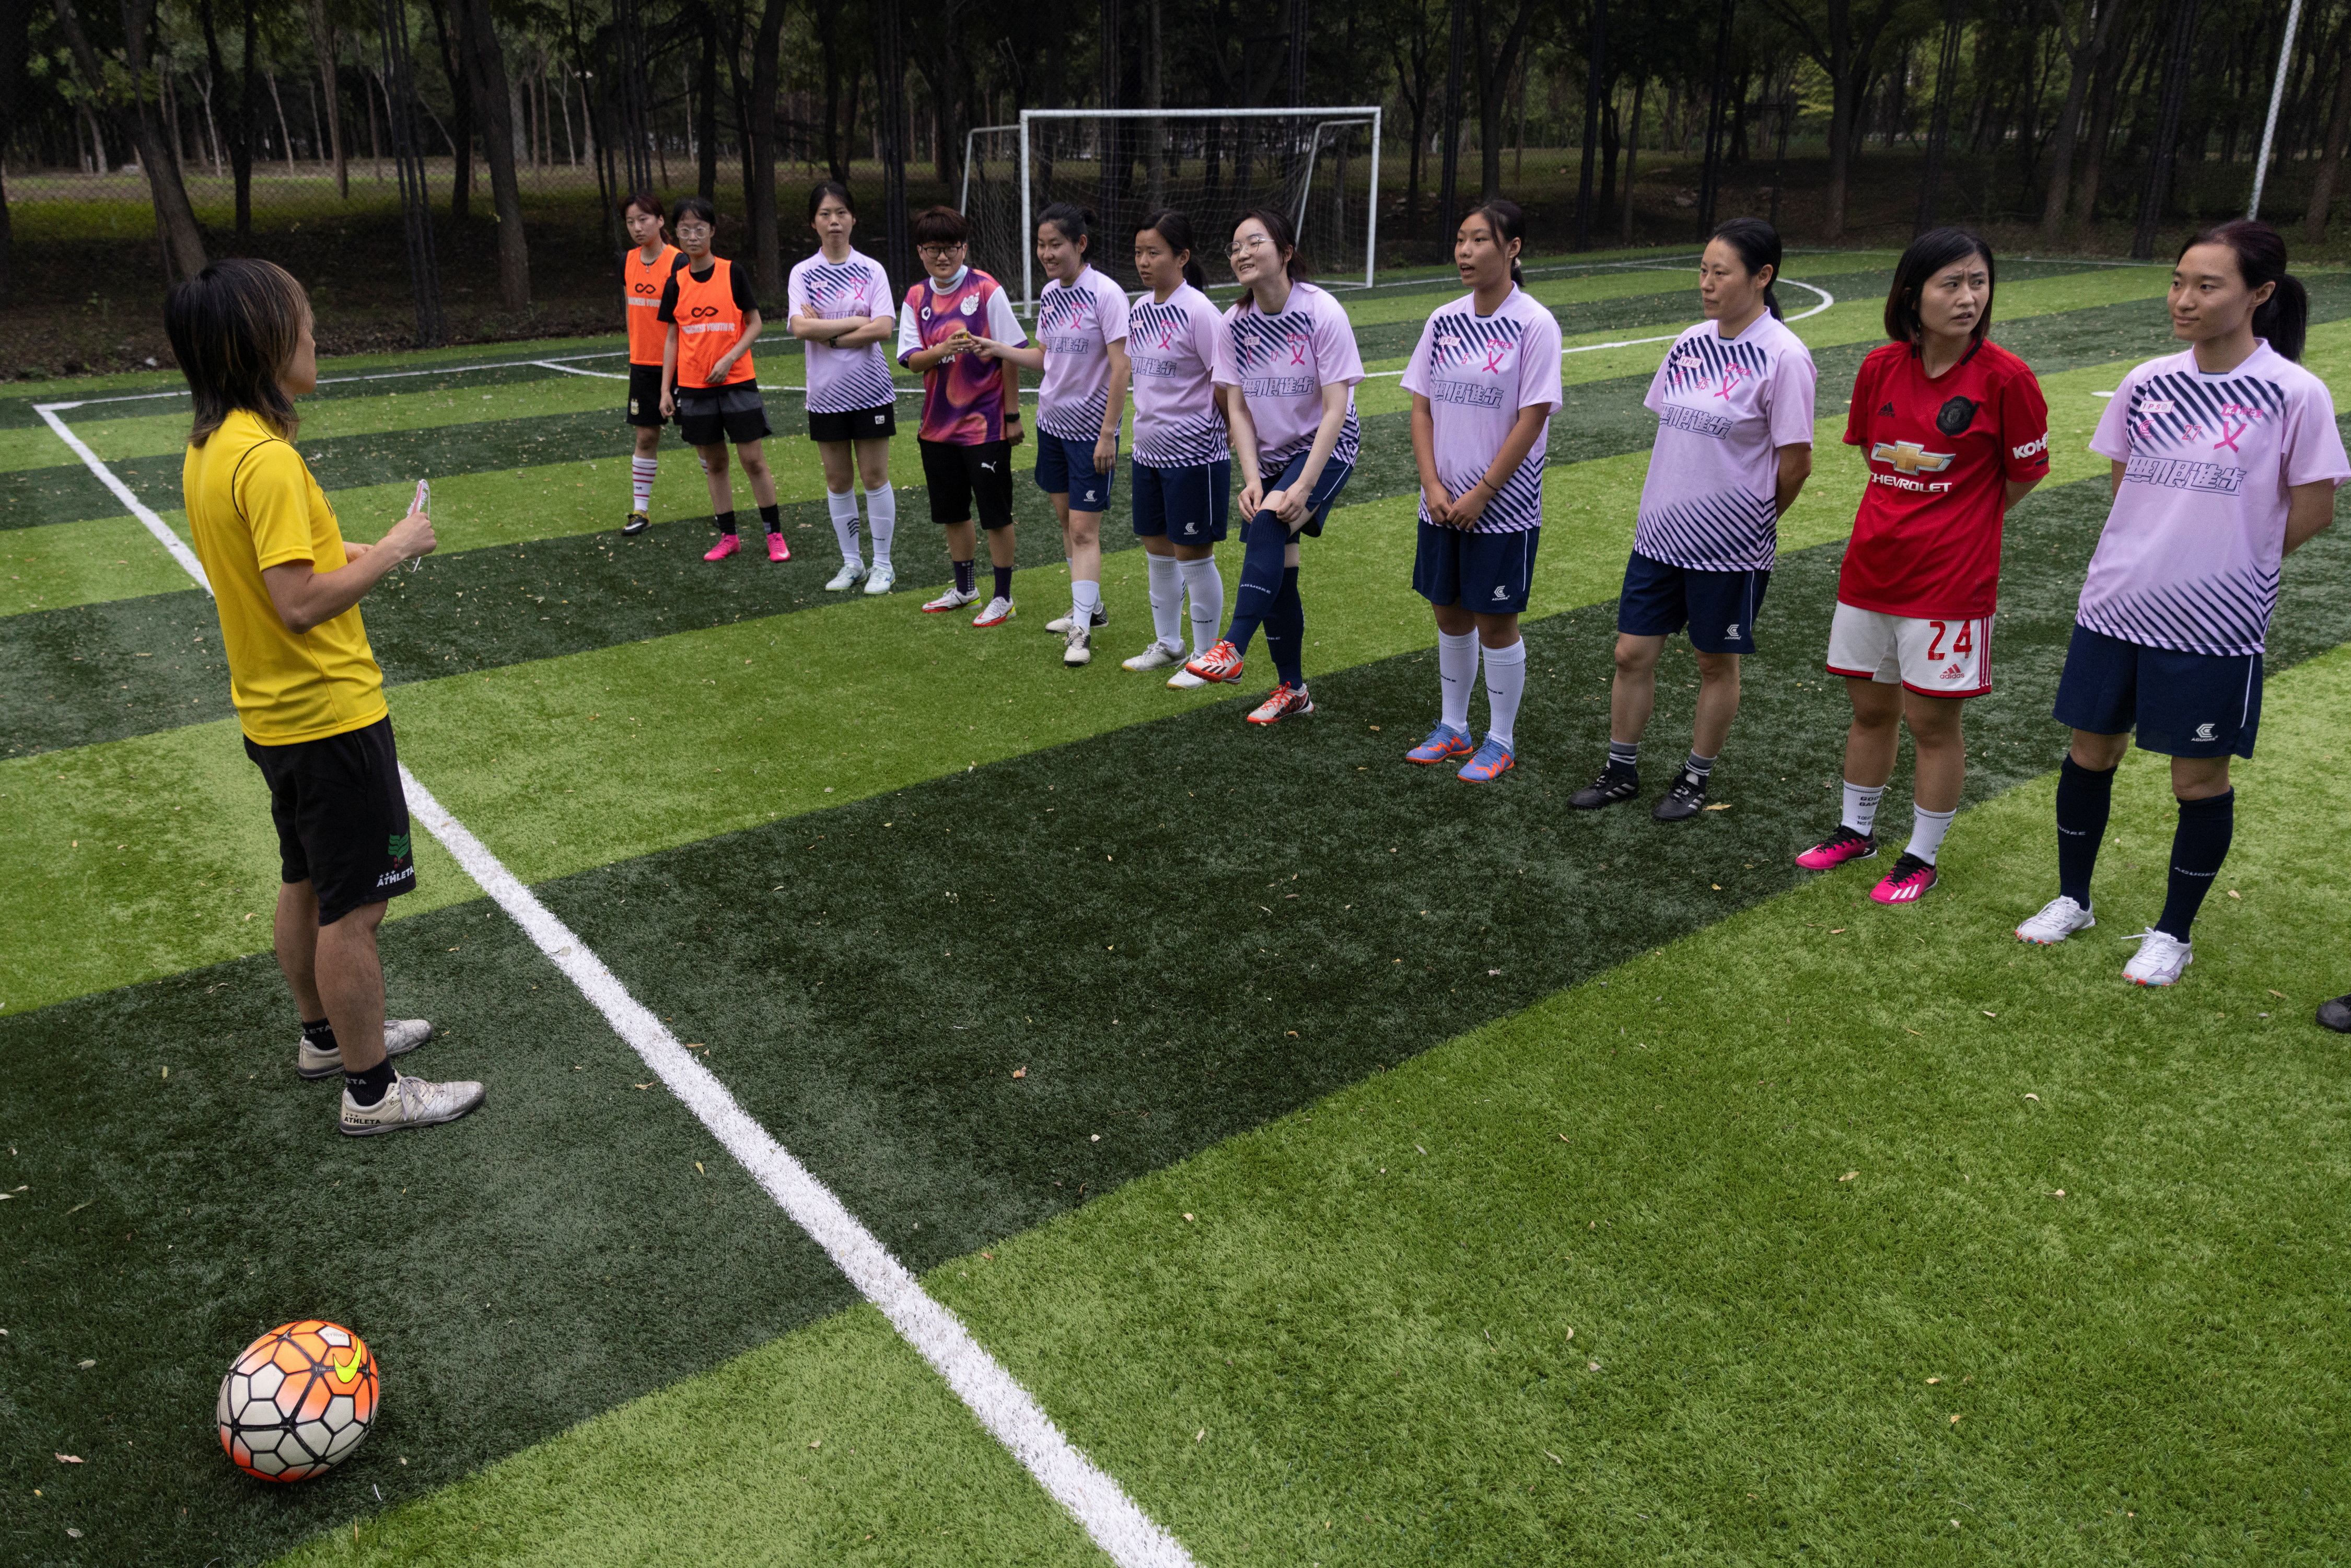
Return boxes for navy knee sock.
[1223,515,1287,655]
[2156,790,2234,940]
[1263,567,1305,687]
[2055,756,2115,908]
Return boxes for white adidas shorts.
[1825,601,1994,698]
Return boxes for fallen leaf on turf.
[55,1454,80,1464]
[1090,1134,1100,1142]
[1011,1067,1027,1078]
[1558,1133,1571,1142]
[76,1360,94,1368]
[1949,1414,1962,1425]
[980,1251,994,1260]
[1286,1030,1299,1037]
[1712,884,1722,890]
[1839,1171,1858,1181]
[2024,1093,2040,1101]
[1564,1327,1574,1339]
[1588,1361,1601,1372]
[2269,989,2287,998]
[66,1531,81,1540]
[633,1083,653,1090]
[1368,725,1380,731]
[1904,1028,1923,1037]
[807,1439,820,1449]
[694,1162,704,1174]
[2227,889,2241,899]
[1183,1213,1194,1222]
[1415,1144,1427,1155]
[1544,1450,1563,1465]
[1927,1376,1941,1384]
[1982,1011,1997,1017]
[2053,1189,2066,1198]
[1706,802,1731,810]
[1489,968,1502,975]
[1829,927,1846,934]
[1195,1429,1206,1442]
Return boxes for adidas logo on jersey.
[1941,663,1965,679]
[1878,402,1895,415]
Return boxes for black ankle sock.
[714,509,737,535]
[2156,789,2234,940]
[345,1058,397,1107]
[994,565,1014,601]
[758,503,781,533]
[301,1018,337,1053]
[2055,756,2116,908]
[953,558,975,595]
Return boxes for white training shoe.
[339,1072,486,1137]
[1063,618,1093,666]
[1166,667,1209,690]
[2015,896,2097,946]
[2122,928,2193,987]
[824,559,868,591]
[298,1018,432,1080]
[1045,606,1108,634]
[1122,641,1186,671]
[864,563,897,595]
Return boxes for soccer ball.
[216,1320,378,1482]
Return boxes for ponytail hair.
[1710,216,1784,319]
[1233,206,1310,308]
[1467,199,1528,285]
[1038,202,1095,259]
[2183,219,2308,361]
[1139,209,1207,288]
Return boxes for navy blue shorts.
[1413,521,1540,614]
[1242,447,1352,542]
[1132,458,1230,543]
[1034,428,1115,512]
[1616,550,1769,654]
[2053,623,2263,759]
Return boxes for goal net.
[960,108,1382,312]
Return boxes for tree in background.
[1756,0,1908,239]
[49,0,211,271]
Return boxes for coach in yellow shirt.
[168,259,483,1139]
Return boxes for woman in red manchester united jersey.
[1795,228,2050,905]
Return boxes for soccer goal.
[960,107,1382,311]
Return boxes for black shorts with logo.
[674,384,772,447]
[243,715,417,925]
[808,403,899,443]
[625,364,666,429]
[920,438,1016,530]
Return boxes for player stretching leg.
[657,196,785,563]
[619,192,678,536]
[1124,210,1232,680]
[1402,201,1564,781]
[969,204,1130,666]
[2018,222,2344,984]
[1184,208,1366,725]
[788,180,901,594]
[166,259,483,1136]
[1796,228,2049,904]
[1570,218,1815,815]
[898,207,1028,625]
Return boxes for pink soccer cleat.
[703,532,741,562]
[1795,825,1878,870]
[1868,853,1939,905]
[765,531,790,563]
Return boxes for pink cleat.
[1868,853,1939,905]
[1795,825,1878,870]
[765,531,790,563]
[703,532,740,562]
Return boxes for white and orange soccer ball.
[216,1319,379,1482]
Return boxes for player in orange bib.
[619,191,678,537]
[657,195,785,563]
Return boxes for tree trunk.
[1917,0,1962,234]
[51,0,210,278]
[2306,29,2351,240]
[1823,3,1855,240]
[1573,0,1605,249]
[1599,79,1619,214]
[236,0,257,235]
[1473,0,1538,199]
[1620,74,1645,244]
[868,0,911,293]
[267,71,297,173]
[429,0,472,219]
[2130,0,2200,259]
[2037,6,2101,245]
[744,0,786,299]
[696,1,718,200]
[307,0,346,196]
[457,0,527,306]
[1440,0,1468,236]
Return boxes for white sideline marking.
[30,350,634,409]
[39,405,1197,1568]
[1359,276,1834,378]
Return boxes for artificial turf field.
[5,250,2351,1565]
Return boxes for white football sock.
[1072,576,1103,620]
[864,482,895,568]
[1178,556,1224,652]
[631,456,657,512]
[1437,630,1479,734]
[1906,805,1958,865]
[825,489,860,563]
[1843,780,1886,837]
[1480,637,1527,750]
[1145,554,1183,650]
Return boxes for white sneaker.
[2122,928,2193,986]
[298,1018,431,1080]
[339,1072,486,1136]
[971,595,1015,628]
[824,560,868,591]
[1045,606,1108,634]
[924,584,981,613]
[2016,896,2096,946]
[1122,640,1185,671]
[864,563,897,595]
[1063,619,1092,666]
[1166,667,1209,690]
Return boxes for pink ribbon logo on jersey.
[1713,364,1752,400]
[1286,334,1308,366]
[1481,344,1509,374]
[2214,419,2248,454]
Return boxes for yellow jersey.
[182,408,390,746]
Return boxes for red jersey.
[1837,339,2050,618]
[624,243,680,365]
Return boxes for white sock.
[1906,805,1958,865]
[1072,577,1103,620]
[825,489,860,563]
[1146,554,1183,651]
[864,482,895,568]
[1480,637,1527,750]
[631,456,657,512]
[1437,630,1479,734]
[1179,556,1224,652]
[1843,781,1886,837]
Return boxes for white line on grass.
[1357,275,1835,377]
[39,404,1197,1568]
[30,350,635,409]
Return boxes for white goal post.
[960,106,1383,312]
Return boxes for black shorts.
[675,385,772,447]
[626,364,666,429]
[920,437,1016,530]
[244,715,416,926]
[808,403,898,443]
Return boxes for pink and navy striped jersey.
[1213,281,1364,469]
[1399,284,1565,535]
[2081,342,2348,656]
[1034,265,1131,442]
[1126,282,1227,469]
[788,249,898,415]
[895,266,1027,445]
[1633,314,1818,572]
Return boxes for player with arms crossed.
[898,206,1029,625]
[788,181,901,594]
[1123,209,1231,680]
[1184,208,1366,725]
[619,191,678,536]
[1401,200,1564,781]
[1796,228,2049,904]
[1570,217,1814,816]
[2017,222,2345,984]
[166,259,484,1137]
[659,196,786,563]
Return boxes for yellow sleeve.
[232,439,322,571]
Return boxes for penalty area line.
[37,404,1197,1568]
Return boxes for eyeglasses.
[675,222,713,236]
[917,243,965,258]
[1227,235,1272,260]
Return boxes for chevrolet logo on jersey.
[1869,440,1954,475]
